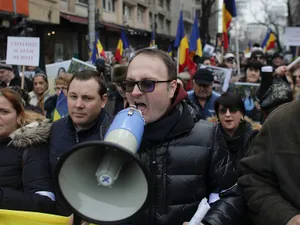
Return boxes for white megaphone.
[55,105,149,225]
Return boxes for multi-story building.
[0,0,60,64]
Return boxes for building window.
[77,0,88,4]
[183,10,191,20]
[149,13,152,29]
[103,0,115,12]
[166,20,171,35]
[195,9,201,18]
[137,7,145,22]
[166,0,171,11]
[195,0,201,4]
[158,0,163,7]
[123,5,132,18]
[159,15,164,30]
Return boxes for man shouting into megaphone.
[67,48,245,225]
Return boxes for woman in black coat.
[0,88,55,213]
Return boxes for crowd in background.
[0,46,300,225]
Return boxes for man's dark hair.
[214,92,245,117]
[68,70,107,99]
[129,48,177,80]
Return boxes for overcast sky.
[217,0,288,32]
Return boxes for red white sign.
[6,36,40,66]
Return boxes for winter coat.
[49,109,113,216]
[238,101,300,225]
[129,96,245,225]
[29,89,51,109]
[187,90,220,119]
[207,116,260,190]
[0,117,55,213]
[44,95,57,120]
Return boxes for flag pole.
[177,2,184,76]
[177,48,180,76]
[235,18,241,75]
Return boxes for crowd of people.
[0,46,300,225]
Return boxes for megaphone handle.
[73,214,83,225]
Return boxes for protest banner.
[199,64,232,93]
[283,27,300,47]
[46,60,72,94]
[68,58,97,74]
[203,44,215,57]
[232,82,261,121]
[6,36,40,89]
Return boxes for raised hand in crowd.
[274,65,288,77]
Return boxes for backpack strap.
[21,149,28,168]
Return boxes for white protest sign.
[46,60,72,94]
[199,64,232,93]
[203,44,215,57]
[283,27,300,47]
[6,36,40,66]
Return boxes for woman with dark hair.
[0,88,55,213]
[240,60,263,83]
[29,73,50,114]
[203,93,261,225]
[208,93,261,177]
[57,67,66,77]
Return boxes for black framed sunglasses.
[219,107,239,115]
[121,80,172,93]
[252,55,264,60]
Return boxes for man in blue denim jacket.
[187,68,220,119]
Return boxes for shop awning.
[60,12,88,25]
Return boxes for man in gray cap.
[0,63,33,91]
[187,68,220,119]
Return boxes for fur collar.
[8,119,51,148]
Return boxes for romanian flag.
[96,39,106,60]
[189,13,202,57]
[261,29,276,52]
[91,32,106,64]
[115,29,130,62]
[174,10,189,73]
[53,91,68,122]
[222,0,237,51]
[150,29,155,47]
[167,43,173,57]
